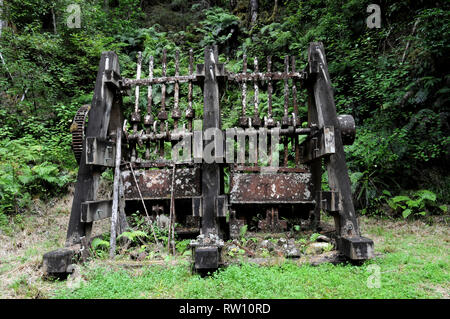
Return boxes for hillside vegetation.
[0,0,449,231]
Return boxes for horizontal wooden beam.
[81,200,112,222]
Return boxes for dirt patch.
[426,284,450,299]
[0,190,73,298]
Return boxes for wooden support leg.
[201,46,222,237]
[307,42,374,260]
[66,51,121,246]
[193,46,223,271]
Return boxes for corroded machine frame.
[43,42,373,275]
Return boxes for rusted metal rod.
[173,50,181,129]
[186,49,194,131]
[283,56,289,118]
[135,52,142,113]
[123,75,197,87]
[147,56,154,116]
[283,56,290,166]
[167,163,176,255]
[240,54,248,127]
[265,56,275,128]
[145,55,154,160]
[253,56,260,128]
[131,52,143,162]
[291,56,300,166]
[158,49,167,158]
[291,56,298,118]
[229,71,305,82]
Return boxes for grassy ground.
[0,194,448,299]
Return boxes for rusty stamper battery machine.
[43,43,373,274]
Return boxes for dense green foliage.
[0,0,449,225]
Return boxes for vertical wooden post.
[307,86,322,230]
[201,46,221,236]
[117,174,128,236]
[109,128,122,258]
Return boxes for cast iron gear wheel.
[70,105,90,165]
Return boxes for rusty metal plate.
[229,172,313,204]
[121,167,201,200]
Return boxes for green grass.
[51,218,449,299]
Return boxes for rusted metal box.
[230,172,313,204]
[121,167,201,200]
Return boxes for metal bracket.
[319,191,340,212]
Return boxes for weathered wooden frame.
[43,43,373,275]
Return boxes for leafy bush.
[197,7,239,47]
[385,189,445,218]
[0,136,74,215]
[117,230,148,244]
[91,237,110,259]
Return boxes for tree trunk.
[0,0,5,38]
[401,19,420,64]
[51,7,57,34]
[249,0,258,26]
[230,0,237,11]
[270,0,278,22]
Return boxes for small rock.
[136,252,148,261]
[130,251,138,260]
[317,235,331,243]
[260,240,269,248]
[285,247,301,258]
[260,240,275,251]
[305,242,332,255]
[277,238,287,246]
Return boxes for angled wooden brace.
[306,42,374,260]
